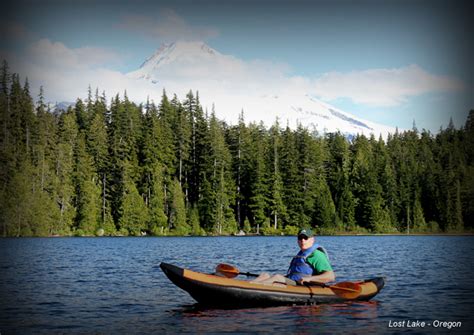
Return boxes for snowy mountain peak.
[127,41,398,139]
[130,41,220,81]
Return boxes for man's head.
[297,227,315,251]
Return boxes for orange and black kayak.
[160,262,385,307]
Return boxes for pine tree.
[0,61,11,214]
[280,125,300,225]
[74,98,88,131]
[227,111,252,231]
[87,92,112,232]
[268,120,287,230]
[172,95,191,193]
[188,205,204,236]
[248,122,269,231]
[5,159,35,236]
[461,110,474,230]
[54,109,78,234]
[74,132,101,235]
[148,163,168,235]
[108,94,143,224]
[350,135,390,232]
[119,163,149,236]
[327,132,356,230]
[200,112,236,235]
[412,196,427,232]
[296,126,335,230]
[157,91,177,177]
[169,178,189,235]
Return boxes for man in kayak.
[250,228,335,286]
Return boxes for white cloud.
[27,39,122,70]
[6,11,464,114]
[119,9,219,42]
[311,64,465,107]
[8,37,466,128]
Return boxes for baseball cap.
[297,228,313,238]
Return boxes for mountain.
[128,41,221,83]
[127,41,398,138]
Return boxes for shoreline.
[1,232,473,238]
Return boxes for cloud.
[4,25,467,133]
[4,38,134,103]
[311,65,465,107]
[119,9,219,42]
[27,39,122,70]
[10,38,465,113]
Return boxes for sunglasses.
[298,235,309,241]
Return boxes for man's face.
[297,235,314,251]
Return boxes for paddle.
[215,263,259,278]
[305,281,362,299]
[215,263,362,299]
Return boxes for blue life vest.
[286,243,329,281]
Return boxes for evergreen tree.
[268,120,287,230]
[87,92,113,232]
[247,122,269,231]
[169,178,189,235]
[200,112,236,234]
[172,95,191,193]
[74,132,101,235]
[119,163,149,236]
[462,110,474,229]
[108,94,143,224]
[227,111,252,230]
[412,196,427,232]
[188,205,204,236]
[327,132,356,230]
[54,109,78,234]
[280,124,300,225]
[74,98,88,131]
[296,126,335,230]
[157,91,177,177]
[350,135,390,232]
[148,163,168,235]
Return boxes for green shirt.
[306,250,333,275]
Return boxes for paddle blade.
[330,281,362,299]
[215,263,239,278]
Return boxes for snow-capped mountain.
[127,41,398,138]
[128,41,221,83]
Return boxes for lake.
[0,236,473,334]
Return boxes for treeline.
[0,62,473,236]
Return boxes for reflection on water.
[1,236,473,334]
[170,300,382,334]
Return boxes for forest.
[1,61,473,237]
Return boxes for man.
[251,228,335,285]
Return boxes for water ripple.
[0,236,473,333]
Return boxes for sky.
[1,0,473,132]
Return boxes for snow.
[127,41,399,138]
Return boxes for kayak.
[160,262,385,308]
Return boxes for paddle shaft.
[215,263,260,278]
[304,281,360,293]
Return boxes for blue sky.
[2,0,473,131]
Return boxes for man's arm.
[302,250,336,283]
[298,270,335,284]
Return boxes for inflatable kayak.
[160,262,385,307]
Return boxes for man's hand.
[297,278,307,285]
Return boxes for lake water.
[0,236,473,334]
